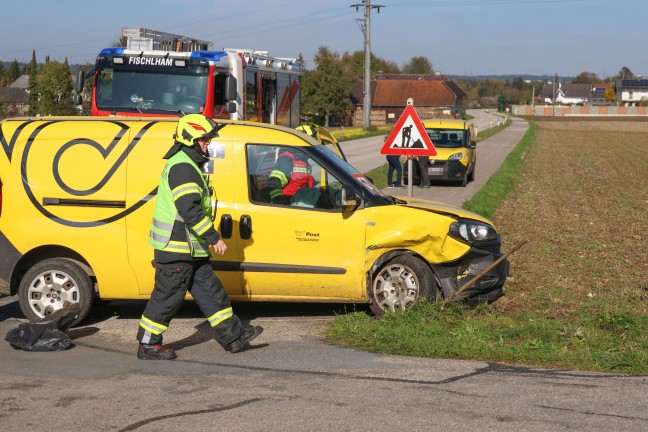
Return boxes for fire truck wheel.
[369,255,438,317]
[18,258,94,327]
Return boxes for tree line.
[300,46,638,125]
[0,50,76,117]
[300,47,437,125]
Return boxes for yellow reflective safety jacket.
[149,150,212,257]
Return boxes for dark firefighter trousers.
[136,259,243,346]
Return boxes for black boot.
[225,326,263,353]
[137,343,177,360]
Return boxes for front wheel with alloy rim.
[18,258,94,326]
[369,255,438,317]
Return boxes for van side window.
[246,144,343,210]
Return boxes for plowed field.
[494,120,648,317]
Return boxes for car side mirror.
[74,70,84,94]
[73,70,84,106]
[469,141,476,149]
[340,187,360,213]
[225,76,237,101]
[226,101,236,114]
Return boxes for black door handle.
[220,214,232,239]
[240,214,252,240]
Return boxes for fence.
[512,105,648,117]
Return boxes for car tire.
[369,255,438,317]
[18,258,94,326]
[459,174,468,187]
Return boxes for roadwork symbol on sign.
[380,105,437,156]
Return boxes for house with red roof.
[350,73,467,126]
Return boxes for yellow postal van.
[0,117,508,324]
[407,119,477,187]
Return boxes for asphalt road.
[1,111,646,431]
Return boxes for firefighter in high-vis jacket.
[136,114,263,360]
[295,123,318,141]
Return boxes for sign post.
[380,102,436,197]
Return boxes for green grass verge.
[329,125,393,142]
[326,301,646,373]
[475,117,512,142]
[325,118,648,374]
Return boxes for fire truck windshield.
[95,65,210,115]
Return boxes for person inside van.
[267,147,315,205]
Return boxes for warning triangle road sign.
[380,105,437,156]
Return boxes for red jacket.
[268,151,314,201]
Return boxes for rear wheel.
[18,258,94,326]
[369,255,438,317]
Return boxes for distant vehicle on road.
[405,119,476,187]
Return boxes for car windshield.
[95,66,210,115]
[312,144,357,175]
[311,145,391,200]
[426,128,465,148]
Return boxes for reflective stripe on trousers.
[207,307,233,327]
[136,260,243,346]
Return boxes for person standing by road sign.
[381,104,437,194]
[386,155,405,188]
[384,134,405,188]
[417,156,430,188]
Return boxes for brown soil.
[492,120,648,315]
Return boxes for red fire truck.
[75,47,302,127]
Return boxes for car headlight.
[449,220,499,244]
[448,152,464,161]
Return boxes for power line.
[389,0,591,6]
[0,3,354,63]
[203,10,353,46]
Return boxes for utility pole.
[351,1,384,130]
[552,72,557,116]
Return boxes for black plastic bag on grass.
[5,303,80,352]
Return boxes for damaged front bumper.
[431,246,509,304]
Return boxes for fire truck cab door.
[261,74,276,124]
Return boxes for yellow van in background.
[0,116,508,324]
[407,119,477,187]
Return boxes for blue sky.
[1,0,645,78]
